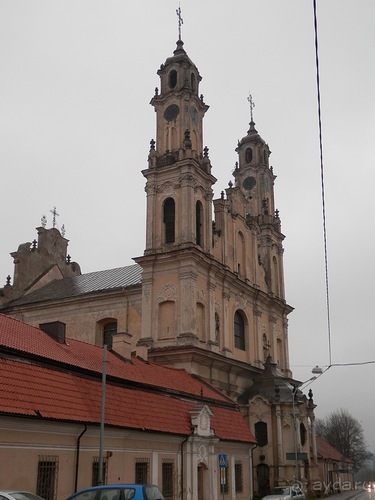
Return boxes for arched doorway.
[197,463,207,500]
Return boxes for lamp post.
[98,344,107,485]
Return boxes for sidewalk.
[318,489,368,500]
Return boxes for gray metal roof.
[3,263,142,307]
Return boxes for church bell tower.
[143,35,216,256]
[136,23,293,389]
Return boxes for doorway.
[198,463,207,500]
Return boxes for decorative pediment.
[190,404,214,437]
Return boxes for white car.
[0,492,45,500]
[262,486,306,500]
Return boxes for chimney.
[39,321,66,344]
[135,343,148,361]
[111,332,132,360]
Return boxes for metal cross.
[247,93,255,122]
[176,5,183,40]
[50,206,59,228]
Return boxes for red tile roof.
[316,436,353,464]
[0,314,229,401]
[0,314,256,443]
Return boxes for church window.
[300,423,307,446]
[196,302,205,341]
[196,201,203,246]
[103,321,117,349]
[236,231,246,277]
[245,147,253,163]
[272,256,280,296]
[215,312,220,343]
[163,197,175,243]
[255,421,268,447]
[158,301,175,339]
[277,338,283,367]
[234,311,245,350]
[191,73,196,92]
[168,70,177,89]
[263,333,269,360]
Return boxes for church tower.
[136,33,293,396]
[143,37,214,256]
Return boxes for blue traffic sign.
[218,453,227,468]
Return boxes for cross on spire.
[247,93,255,122]
[176,5,183,40]
[50,206,59,228]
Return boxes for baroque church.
[0,33,321,497]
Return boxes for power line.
[313,0,332,366]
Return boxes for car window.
[143,486,164,500]
[70,491,97,500]
[98,490,122,500]
[270,487,290,495]
[122,490,135,500]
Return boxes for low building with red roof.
[0,313,256,499]
[313,437,354,494]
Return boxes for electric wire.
[313,0,332,367]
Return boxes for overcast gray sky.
[1,1,374,452]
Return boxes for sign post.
[218,454,227,500]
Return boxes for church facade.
[1,36,320,497]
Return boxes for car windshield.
[269,487,291,496]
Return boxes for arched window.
[245,147,253,163]
[215,312,220,344]
[164,198,175,244]
[196,302,205,341]
[168,70,177,89]
[255,421,268,447]
[263,333,269,360]
[191,73,196,92]
[300,423,307,446]
[158,301,175,339]
[272,256,280,296]
[103,321,117,349]
[234,311,245,350]
[196,201,203,246]
[237,231,245,276]
[277,338,283,367]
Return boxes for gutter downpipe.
[251,442,258,499]
[180,435,189,500]
[75,424,88,493]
